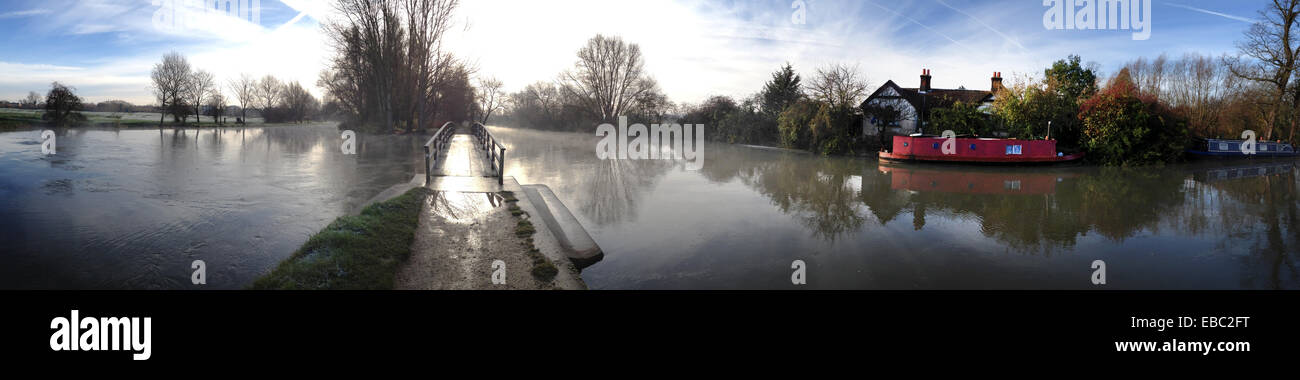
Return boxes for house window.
[1006,145,1022,155]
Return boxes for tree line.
[150,52,321,126]
[491,1,1300,165]
[494,35,872,156]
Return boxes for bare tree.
[22,91,41,108]
[186,69,215,124]
[206,94,227,124]
[150,52,192,125]
[321,0,459,132]
[562,34,656,122]
[281,81,318,123]
[405,0,459,131]
[1226,0,1300,140]
[42,82,84,126]
[257,75,283,113]
[475,76,504,124]
[227,73,257,123]
[809,63,869,109]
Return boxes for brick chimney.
[991,72,1004,93]
[920,69,932,93]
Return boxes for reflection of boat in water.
[878,135,1084,164]
[1186,138,1298,158]
[879,163,1079,195]
[1191,161,1297,183]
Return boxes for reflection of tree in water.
[583,157,671,225]
[724,152,870,242]
[1058,168,1188,241]
[900,167,1188,254]
[1192,167,1300,289]
[858,168,908,224]
[489,126,673,226]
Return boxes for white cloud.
[0,1,330,105]
[1164,2,1256,24]
[0,0,1246,108]
[0,9,51,19]
[444,0,1072,105]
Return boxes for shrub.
[41,82,86,126]
[778,100,817,149]
[1078,68,1187,165]
[261,107,295,123]
[929,101,994,136]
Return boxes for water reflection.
[5,123,1297,289]
[491,126,1299,289]
[493,127,672,226]
[0,124,421,289]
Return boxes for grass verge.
[502,191,558,283]
[251,187,431,289]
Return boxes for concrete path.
[394,130,586,290]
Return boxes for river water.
[489,127,1299,290]
[2,124,1297,289]
[0,124,421,289]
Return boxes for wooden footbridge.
[424,122,508,192]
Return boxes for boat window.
[932,143,940,149]
[902,142,908,147]
[970,144,977,150]
[1219,142,1228,150]
[1006,145,1022,155]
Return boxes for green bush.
[778,100,817,149]
[1078,69,1187,165]
[929,101,994,136]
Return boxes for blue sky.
[0,0,1273,106]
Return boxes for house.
[859,69,1004,136]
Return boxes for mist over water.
[2,124,1297,289]
[490,126,1300,290]
[0,124,421,289]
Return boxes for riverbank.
[250,187,431,290]
[0,108,316,130]
[393,189,575,290]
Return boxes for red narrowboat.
[878,135,1084,164]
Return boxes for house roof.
[859,80,994,111]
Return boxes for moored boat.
[1185,138,1297,158]
[878,135,1084,164]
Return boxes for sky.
[0,0,1274,106]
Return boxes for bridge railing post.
[498,148,506,185]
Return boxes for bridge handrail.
[471,122,507,185]
[423,122,457,183]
